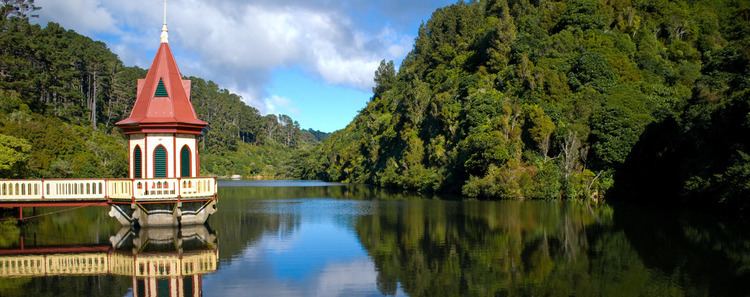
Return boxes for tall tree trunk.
[561,131,580,180]
[91,72,98,129]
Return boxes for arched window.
[180,145,191,177]
[133,146,142,179]
[153,145,168,178]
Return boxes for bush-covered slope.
[302,0,749,203]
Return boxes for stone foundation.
[108,199,217,227]
[109,224,216,251]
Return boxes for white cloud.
[35,0,417,114]
[37,0,118,34]
[263,95,298,116]
[378,27,414,58]
[312,47,381,89]
[235,88,266,114]
[163,1,390,90]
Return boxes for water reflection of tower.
[111,226,218,297]
[0,225,218,297]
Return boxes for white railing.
[46,254,109,275]
[44,179,106,200]
[0,250,218,277]
[0,177,216,202]
[134,179,178,200]
[107,179,133,199]
[0,180,43,200]
[180,177,216,198]
[132,251,217,277]
[0,255,45,276]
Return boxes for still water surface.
[0,180,747,297]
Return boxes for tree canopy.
[299,0,750,209]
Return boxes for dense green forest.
[299,0,750,211]
[1,0,748,213]
[0,10,326,178]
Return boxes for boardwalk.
[0,178,218,226]
[0,177,216,206]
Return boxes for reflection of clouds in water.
[213,281,303,297]
[313,260,407,297]
[206,259,403,297]
[262,231,299,255]
[205,219,399,296]
[240,244,262,261]
[232,223,303,268]
[240,232,298,261]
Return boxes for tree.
[0,134,30,177]
[524,105,555,157]
[373,60,396,98]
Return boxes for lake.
[0,180,747,296]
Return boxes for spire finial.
[160,0,169,43]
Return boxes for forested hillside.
[0,13,322,178]
[301,0,749,208]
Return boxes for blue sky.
[35,0,455,132]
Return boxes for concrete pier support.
[109,224,216,250]
[108,200,217,227]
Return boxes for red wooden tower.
[116,9,207,180]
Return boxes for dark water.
[0,180,748,297]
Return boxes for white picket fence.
[0,178,216,202]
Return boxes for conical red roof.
[116,43,207,135]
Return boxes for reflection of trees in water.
[0,220,20,248]
[212,184,432,262]
[355,200,692,297]
[21,207,120,247]
[215,209,299,262]
[0,208,213,297]
[9,186,745,296]
[212,186,302,262]
[0,276,131,297]
[0,208,131,296]
[218,184,435,201]
[617,206,750,297]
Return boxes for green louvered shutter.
[133,146,142,178]
[154,78,169,97]
[154,146,167,178]
[180,146,191,177]
[183,276,194,297]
